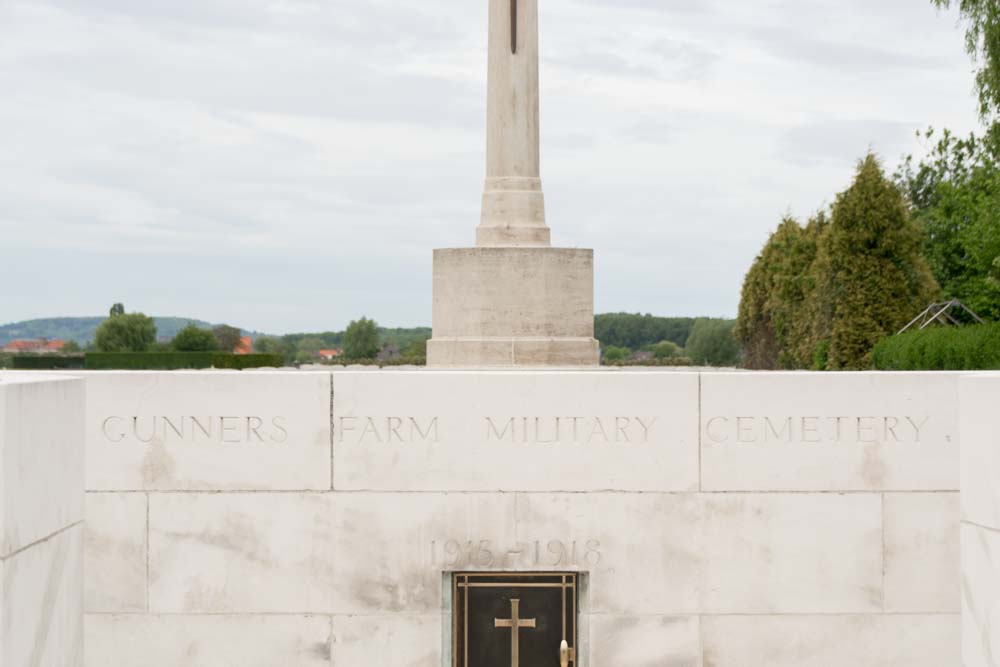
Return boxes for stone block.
[701,614,960,666]
[431,247,594,339]
[1,525,84,667]
[883,492,960,613]
[83,371,331,491]
[328,493,516,613]
[0,373,84,556]
[701,372,959,491]
[330,615,441,667]
[962,523,1000,667]
[148,492,517,614]
[428,247,599,367]
[588,615,701,667]
[84,614,331,667]
[84,493,146,612]
[961,374,1000,530]
[148,493,335,613]
[332,371,699,492]
[514,493,882,614]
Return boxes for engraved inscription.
[337,416,440,443]
[704,416,932,444]
[101,416,288,444]
[430,539,602,569]
[485,417,656,444]
[337,415,658,444]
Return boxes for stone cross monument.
[427,0,600,367]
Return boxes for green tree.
[254,336,285,355]
[212,325,243,353]
[171,325,218,352]
[932,0,1000,118]
[402,337,429,358]
[897,126,1000,319]
[343,317,380,359]
[94,312,157,352]
[61,340,82,354]
[109,302,125,317]
[686,319,740,367]
[736,214,827,369]
[813,155,939,369]
[295,336,326,363]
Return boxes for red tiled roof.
[2,339,65,353]
[234,336,253,355]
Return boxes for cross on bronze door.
[494,599,536,667]
[453,573,578,667]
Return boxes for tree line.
[595,314,740,366]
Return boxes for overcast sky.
[0,0,982,333]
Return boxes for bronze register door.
[454,573,578,667]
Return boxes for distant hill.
[0,317,262,346]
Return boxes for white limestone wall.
[961,374,1000,667]
[0,373,85,667]
[80,370,962,666]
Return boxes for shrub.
[871,322,1000,370]
[172,325,219,352]
[601,346,630,362]
[653,340,683,359]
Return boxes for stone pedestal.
[427,247,600,366]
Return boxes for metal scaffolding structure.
[897,300,985,335]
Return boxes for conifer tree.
[811,155,939,369]
[736,220,796,369]
[736,214,825,369]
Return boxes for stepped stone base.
[427,336,599,367]
[428,247,599,367]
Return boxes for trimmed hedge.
[871,322,1000,370]
[84,353,283,370]
[213,354,284,370]
[12,355,86,370]
[319,356,427,368]
[602,357,695,367]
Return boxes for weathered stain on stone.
[860,445,888,489]
[27,532,69,667]
[140,439,175,488]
